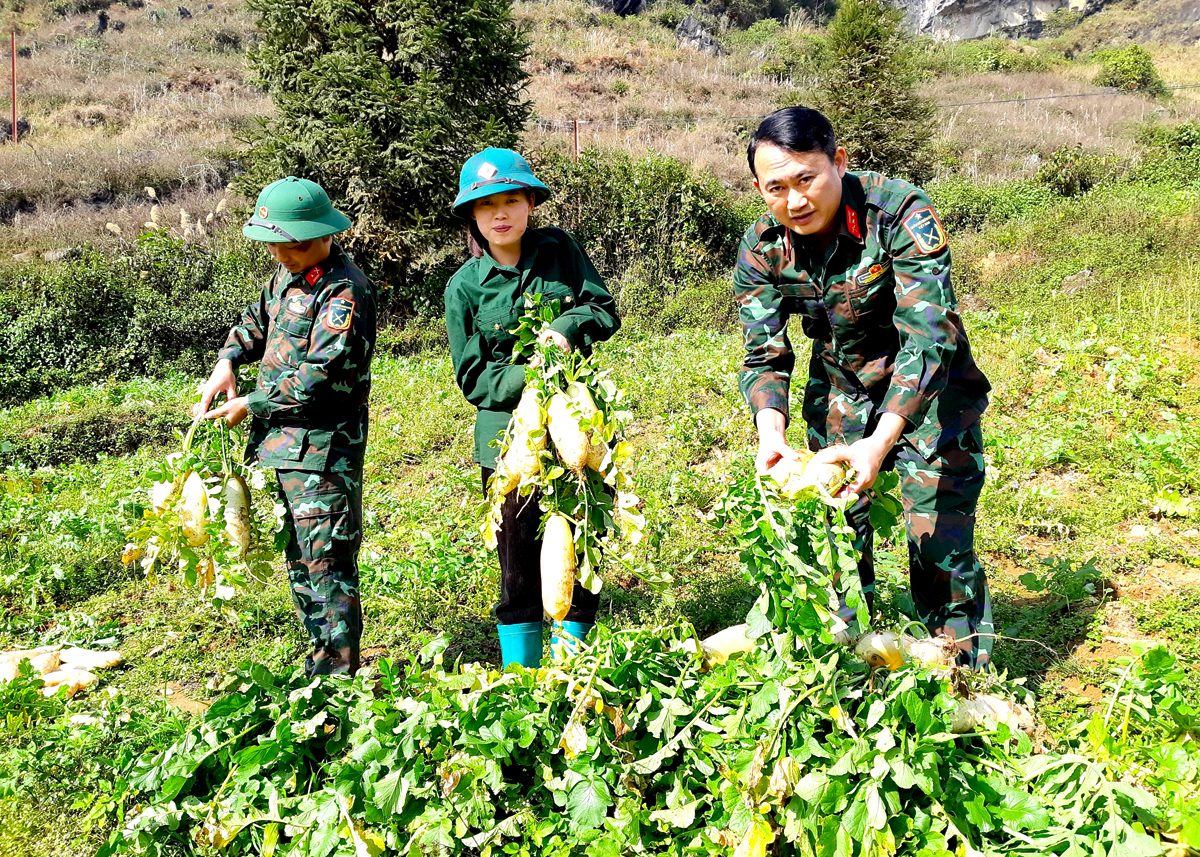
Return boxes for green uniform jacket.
[444,227,621,468]
[734,171,990,460]
[218,242,377,473]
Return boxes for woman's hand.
[203,396,250,428]
[531,329,572,368]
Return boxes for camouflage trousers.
[835,423,994,669]
[277,468,363,677]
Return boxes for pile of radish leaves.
[99,467,1198,856]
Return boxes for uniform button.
[565,297,573,304]
[494,323,500,330]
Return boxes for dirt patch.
[158,682,211,717]
[1062,675,1105,703]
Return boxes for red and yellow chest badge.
[901,207,948,254]
[844,205,861,240]
[855,261,891,288]
[324,297,355,332]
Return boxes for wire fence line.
[531,83,1200,134]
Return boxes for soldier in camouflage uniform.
[735,107,995,668]
[199,176,376,677]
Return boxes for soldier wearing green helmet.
[198,176,377,677]
[444,148,621,670]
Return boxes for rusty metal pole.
[573,119,579,163]
[10,32,15,144]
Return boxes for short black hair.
[747,107,838,177]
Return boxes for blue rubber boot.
[550,621,594,659]
[497,622,543,669]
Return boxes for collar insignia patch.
[901,207,948,254]
[324,297,355,332]
[305,266,323,286]
[844,205,861,240]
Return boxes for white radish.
[223,474,252,556]
[547,393,589,475]
[179,471,209,547]
[541,514,576,622]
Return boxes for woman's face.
[472,190,534,256]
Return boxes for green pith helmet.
[242,176,352,243]
[451,148,551,218]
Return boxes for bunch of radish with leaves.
[123,411,285,608]
[482,295,649,620]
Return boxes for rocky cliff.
[893,0,1103,40]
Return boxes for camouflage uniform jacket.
[734,171,991,459]
[445,227,620,468]
[218,241,377,472]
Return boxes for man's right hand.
[754,408,800,475]
[195,358,238,417]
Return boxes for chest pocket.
[779,283,831,343]
[475,304,521,344]
[277,310,314,338]
[843,260,893,323]
[537,282,575,311]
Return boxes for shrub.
[532,149,744,311]
[1133,121,1200,185]
[804,0,934,183]
[1036,145,1116,198]
[928,177,1056,233]
[238,0,530,305]
[1093,44,1167,97]
[0,231,268,404]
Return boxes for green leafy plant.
[1093,44,1168,98]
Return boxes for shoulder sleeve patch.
[901,207,948,255]
[323,297,355,332]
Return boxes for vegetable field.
[1,175,1199,855]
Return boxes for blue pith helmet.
[451,148,551,218]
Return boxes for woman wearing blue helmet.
[444,148,621,669]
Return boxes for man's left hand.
[204,396,250,428]
[810,437,890,496]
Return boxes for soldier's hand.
[203,396,249,428]
[755,432,800,476]
[537,329,571,353]
[811,439,886,496]
[196,359,238,417]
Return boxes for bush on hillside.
[532,149,746,322]
[928,178,1056,233]
[1093,44,1167,97]
[1134,121,1200,185]
[0,232,267,404]
[1036,144,1116,198]
[804,0,935,184]
[238,0,529,304]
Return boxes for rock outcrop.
[676,15,725,56]
[893,0,1104,40]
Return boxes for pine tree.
[806,0,934,183]
[237,0,530,302]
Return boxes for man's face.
[267,236,333,274]
[472,190,535,255]
[752,143,848,239]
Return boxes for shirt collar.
[477,227,556,283]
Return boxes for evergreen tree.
[804,0,934,183]
[237,0,530,302]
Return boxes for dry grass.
[927,70,1200,179]
[2,0,1199,256]
[0,0,262,254]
